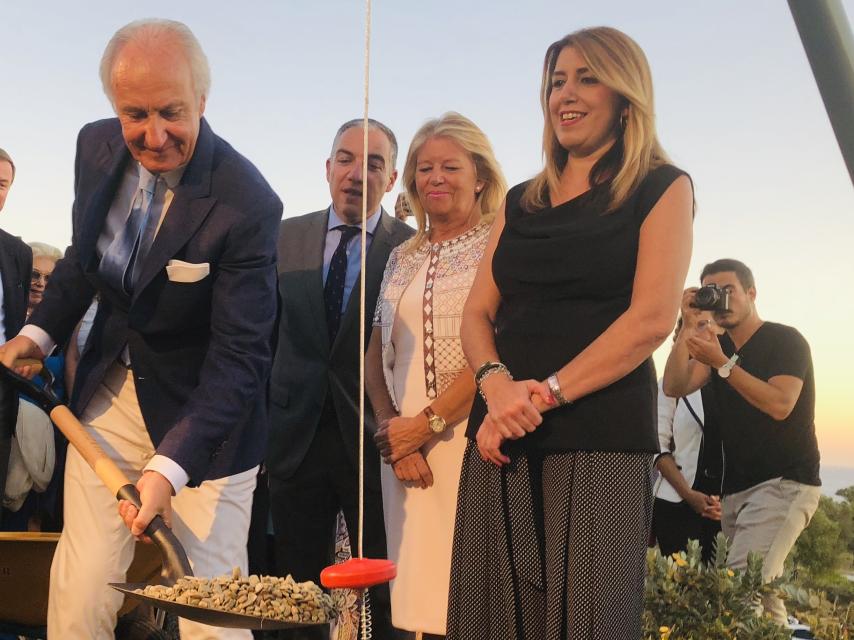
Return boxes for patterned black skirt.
[446,441,653,640]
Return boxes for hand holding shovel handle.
[0,360,192,583]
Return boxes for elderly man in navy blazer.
[0,19,280,639]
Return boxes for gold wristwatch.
[423,406,447,434]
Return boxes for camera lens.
[694,286,720,308]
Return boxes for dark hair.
[700,258,755,290]
[331,118,398,168]
[0,147,15,180]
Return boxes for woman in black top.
[446,27,694,640]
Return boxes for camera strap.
[680,396,704,432]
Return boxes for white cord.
[358,0,371,565]
[359,0,372,637]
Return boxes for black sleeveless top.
[466,164,688,453]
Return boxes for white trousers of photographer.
[722,476,821,625]
[47,363,257,640]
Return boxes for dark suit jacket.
[267,208,413,488]
[0,228,32,511]
[28,118,282,485]
[0,228,32,342]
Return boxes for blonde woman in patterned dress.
[365,112,506,640]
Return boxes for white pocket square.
[166,260,210,283]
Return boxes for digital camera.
[692,284,730,312]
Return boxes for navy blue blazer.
[0,228,31,500]
[0,228,32,342]
[29,118,282,485]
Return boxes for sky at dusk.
[2,1,853,466]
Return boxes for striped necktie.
[99,169,159,295]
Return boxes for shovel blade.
[110,583,329,630]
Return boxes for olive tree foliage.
[792,489,854,579]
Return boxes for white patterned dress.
[373,221,491,634]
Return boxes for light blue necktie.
[99,169,159,295]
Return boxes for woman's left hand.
[374,415,433,464]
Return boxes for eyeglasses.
[31,269,51,285]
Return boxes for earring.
[620,113,628,131]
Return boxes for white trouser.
[722,476,821,626]
[47,363,257,639]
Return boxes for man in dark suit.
[0,148,33,519]
[0,20,280,639]
[268,119,413,640]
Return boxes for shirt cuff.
[144,455,190,494]
[19,325,57,358]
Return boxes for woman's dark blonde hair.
[402,112,507,250]
[522,26,670,213]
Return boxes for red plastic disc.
[320,558,397,589]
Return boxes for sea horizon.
[819,465,854,499]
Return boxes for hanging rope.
[359,0,373,638]
[359,0,371,564]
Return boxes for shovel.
[0,361,324,630]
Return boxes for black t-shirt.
[712,321,821,494]
[466,165,688,453]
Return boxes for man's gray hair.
[331,119,398,168]
[100,18,211,105]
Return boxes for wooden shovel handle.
[12,358,43,374]
[47,405,193,580]
[49,405,130,495]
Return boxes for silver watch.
[717,354,739,379]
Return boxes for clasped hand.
[374,415,436,489]
[476,376,555,467]
[685,490,721,521]
[374,414,432,464]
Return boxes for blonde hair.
[402,112,507,250]
[522,26,670,213]
[29,242,63,261]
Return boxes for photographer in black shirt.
[663,258,821,627]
